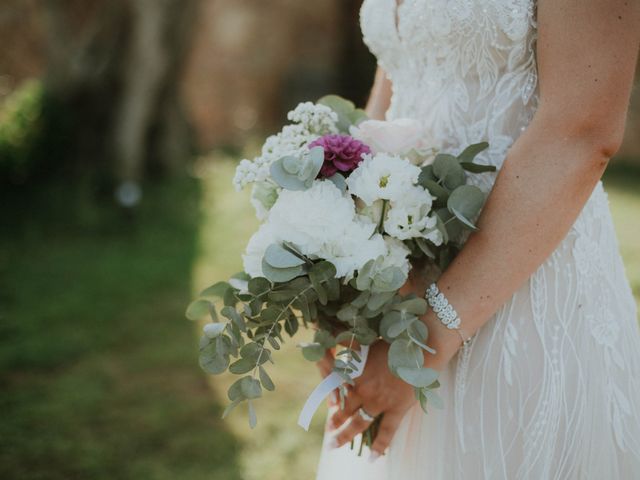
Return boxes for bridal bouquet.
[187,95,494,447]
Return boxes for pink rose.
[350,118,429,156]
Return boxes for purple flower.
[308,134,371,178]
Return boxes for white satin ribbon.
[297,345,370,431]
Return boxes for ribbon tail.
[297,345,370,431]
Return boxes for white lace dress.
[316,0,640,478]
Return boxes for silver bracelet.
[425,283,472,347]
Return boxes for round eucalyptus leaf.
[387,314,416,338]
[229,358,254,374]
[282,155,301,174]
[388,338,424,374]
[261,260,305,283]
[203,322,226,339]
[270,160,307,191]
[447,185,485,230]
[199,281,232,299]
[264,244,306,268]
[327,173,347,193]
[433,154,466,189]
[396,366,439,388]
[394,297,428,315]
[199,352,229,375]
[240,376,262,400]
[300,342,325,362]
[423,388,444,409]
[186,299,211,320]
[248,277,271,296]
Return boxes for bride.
[315,0,640,478]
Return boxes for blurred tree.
[40,0,199,189]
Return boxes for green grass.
[0,178,243,480]
[0,157,638,480]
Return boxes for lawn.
[0,157,638,480]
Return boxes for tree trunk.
[40,0,199,186]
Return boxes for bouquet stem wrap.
[297,345,370,431]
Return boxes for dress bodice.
[360,0,538,184]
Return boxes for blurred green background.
[1,1,638,479]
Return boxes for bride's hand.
[327,340,416,459]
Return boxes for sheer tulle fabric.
[316,0,640,478]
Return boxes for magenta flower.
[308,134,371,178]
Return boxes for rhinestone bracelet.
[425,283,472,347]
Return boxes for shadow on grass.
[0,178,242,480]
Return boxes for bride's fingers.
[328,389,362,430]
[316,350,334,378]
[331,410,374,449]
[369,410,404,458]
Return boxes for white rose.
[346,153,421,205]
[350,118,427,156]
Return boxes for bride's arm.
[364,67,392,120]
[412,0,640,372]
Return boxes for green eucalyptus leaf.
[422,179,449,205]
[203,322,226,339]
[372,266,406,293]
[379,311,401,341]
[259,366,275,391]
[460,162,496,173]
[457,142,489,163]
[228,377,246,401]
[229,358,254,374]
[240,376,262,399]
[261,260,305,283]
[317,95,358,132]
[199,281,232,299]
[424,388,444,409]
[248,400,257,429]
[222,399,242,419]
[388,338,424,374]
[327,173,347,193]
[415,238,436,259]
[367,290,396,311]
[264,244,306,268]
[221,306,246,332]
[248,277,271,297]
[300,342,325,362]
[199,350,229,375]
[282,155,301,174]
[447,185,485,231]
[394,297,428,315]
[270,159,307,190]
[314,330,337,349]
[433,154,466,189]
[186,299,211,320]
[418,164,436,185]
[387,314,416,338]
[396,366,439,387]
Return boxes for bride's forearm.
[417,0,639,368]
[364,67,392,120]
[418,106,620,368]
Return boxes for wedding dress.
[316,0,640,478]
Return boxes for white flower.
[287,102,339,135]
[384,186,438,240]
[242,223,278,278]
[242,181,386,279]
[346,153,421,205]
[350,118,429,156]
[380,237,411,276]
